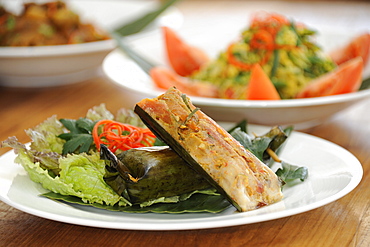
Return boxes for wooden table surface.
[1,1,369,246]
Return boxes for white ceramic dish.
[0,1,183,88]
[0,0,118,88]
[103,24,370,128]
[0,40,116,87]
[0,125,362,230]
[103,25,370,129]
[103,48,370,128]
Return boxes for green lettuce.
[6,141,128,206]
[1,104,134,207]
[26,115,65,154]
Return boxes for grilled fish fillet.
[135,87,283,212]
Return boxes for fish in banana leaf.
[134,87,284,212]
[101,145,212,205]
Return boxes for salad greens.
[190,13,337,99]
[3,135,125,206]
[276,162,309,187]
[1,104,308,213]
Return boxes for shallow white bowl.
[103,20,370,129]
[0,0,184,88]
[0,39,116,87]
[103,49,370,129]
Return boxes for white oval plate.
[103,27,370,128]
[0,125,362,230]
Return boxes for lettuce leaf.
[11,144,128,206]
[1,106,130,207]
[26,115,65,154]
[86,104,114,121]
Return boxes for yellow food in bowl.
[0,1,110,46]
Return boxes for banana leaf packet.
[99,121,293,210]
[40,121,296,213]
[100,145,214,206]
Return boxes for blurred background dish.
[103,26,370,128]
[103,49,370,129]
[0,39,116,87]
[0,1,114,87]
[0,0,182,87]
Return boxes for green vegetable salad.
[190,12,336,99]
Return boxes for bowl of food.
[0,1,116,87]
[103,12,370,128]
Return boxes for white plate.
[0,125,362,230]
[103,27,370,128]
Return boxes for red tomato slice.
[295,57,363,98]
[150,67,218,98]
[329,33,370,67]
[163,26,209,77]
[246,64,281,100]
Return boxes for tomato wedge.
[163,26,209,77]
[329,33,370,66]
[150,67,218,98]
[295,57,363,98]
[246,64,281,100]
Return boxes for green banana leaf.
[113,0,181,37]
[101,145,211,205]
[43,191,231,214]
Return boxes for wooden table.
[1,1,369,246]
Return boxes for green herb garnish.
[229,121,308,186]
[184,108,200,125]
[58,118,96,155]
[276,161,309,186]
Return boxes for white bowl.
[102,20,370,129]
[103,49,370,129]
[0,0,185,88]
[0,39,116,87]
